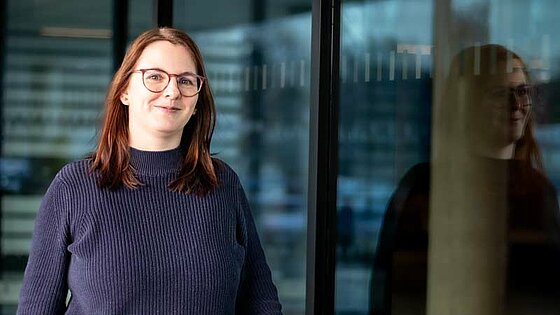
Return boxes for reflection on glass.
[428,44,560,315]
[375,44,560,315]
[175,4,311,314]
[428,2,560,313]
[337,1,560,315]
[336,1,433,314]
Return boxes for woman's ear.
[120,91,130,105]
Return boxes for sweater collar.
[129,147,182,175]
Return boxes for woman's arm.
[235,183,283,315]
[17,174,72,315]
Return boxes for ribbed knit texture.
[17,148,282,315]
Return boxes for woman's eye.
[145,72,165,81]
[179,77,195,86]
[517,87,529,96]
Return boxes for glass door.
[335,0,560,314]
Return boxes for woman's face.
[478,58,532,145]
[121,40,199,150]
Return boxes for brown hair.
[91,27,219,195]
[445,44,543,170]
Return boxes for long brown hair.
[91,27,219,195]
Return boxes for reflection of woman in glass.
[18,28,282,314]
[463,45,541,165]
[370,44,560,314]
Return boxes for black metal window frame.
[113,0,129,72]
[155,0,173,27]
[0,0,6,275]
[306,0,340,314]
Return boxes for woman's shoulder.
[212,158,241,187]
[54,158,94,185]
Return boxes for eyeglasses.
[485,85,536,109]
[133,68,205,97]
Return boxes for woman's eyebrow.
[178,70,197,75]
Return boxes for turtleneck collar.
[129,147,182,176]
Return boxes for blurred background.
[1,0,560,314]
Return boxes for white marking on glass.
[377,53,382,81]
[365,53,370,82]
[281,62,286,88]
[300,60,305,87]
[271,64,276,88]
[353,58,358,82]
[415,52,421,79]
[402,52,408,80]
[390,51,395,81]
[245,67,250,91]
[253,66,259,90]
[262,64,267,90]
[229,69,234,92]
[290,61,296,87]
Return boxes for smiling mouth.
[155,105,181,111]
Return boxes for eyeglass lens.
[142,69,202,96]
[487,85,535,107]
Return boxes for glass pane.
[174,2,312,314]
[128,0,153,40]
[1,0,112,313]
[430,1,560,314]
[336,0,560,314]
[336,1,433,314]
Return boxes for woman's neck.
[475,141,516,160]
[129,135,181,151]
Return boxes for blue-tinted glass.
[128,0,153,40]
[1,0,112,312]
[336,1,560,314]
[336,1,433,313]
[175,3,311,314]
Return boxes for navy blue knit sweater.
[17,148,282,314]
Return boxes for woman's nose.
[509,93,523,111]
[164,79,181,99]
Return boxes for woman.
[17,28,282,314]
[370,44,560,314]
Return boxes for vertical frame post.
[306,0,341,314]
[154,0,173,27]
[0,0,7,273]
[113,0,129,72]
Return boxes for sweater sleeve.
[17,173,72,315]
[235,183,283,314]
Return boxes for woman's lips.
[510,116,524,123]
[155,105,180,111]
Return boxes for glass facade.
[1,1,113,313]
[335,1,433,313]
[336,0,560,314]
[1,1,311,314]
